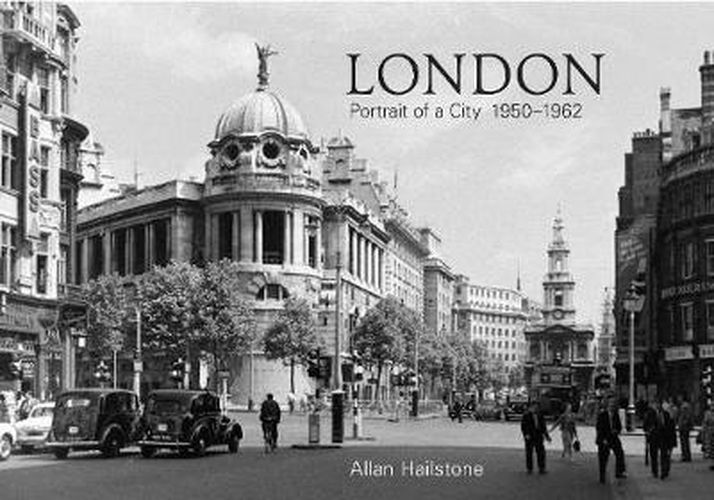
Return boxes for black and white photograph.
[1,1,714,499]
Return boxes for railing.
[58,283,83,300]
[2,7,56,54]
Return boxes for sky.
[70,2,714,325]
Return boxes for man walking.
[677,396,693,462]
[259,393,281,451]
[645,399,677,479]
[521,401,551,474]
[596,397,627,483]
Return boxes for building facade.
[453,275,529,372]
[420,228,455,336]
[525,211,595,408]
[0,1,88,399]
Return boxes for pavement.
[2,413,712,500]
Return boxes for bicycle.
[262,421,277,453]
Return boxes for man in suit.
[521,401,551,474]
[645,399,678,479]
[596,396,627,483]
[677,395,693,462]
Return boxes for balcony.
[2,7,56,55]
[661,145,714,185]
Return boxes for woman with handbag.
[702,403,714,471]
[550,403,578,461]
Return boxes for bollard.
[308,411,320,444]
[331,390,345,444]
[352,401,362,439]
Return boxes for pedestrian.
[701,403,714,471]
[549,402,577,461]
[0,394,9,424]
[596,396,627,483]
[15,391,28,421]
[677,395,694,462]
[645,399,677,479]
[451,395,463,423]
[521,401,551,474]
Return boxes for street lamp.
[622,282,644,432]
[130,307,142,397]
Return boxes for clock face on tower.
[553,309,564,320]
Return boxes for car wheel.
[192,434,207,457]
[53,448,69,460]
[228,433,240,454]
[0,435,12,461]
[102,432,122,458]
[140,446,156,458]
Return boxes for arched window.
[256,284,290,301]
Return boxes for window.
[39,146,50,198]
[707,240,714,276]
[3,53,16,98]
[263,211,285,265]
[681,303,694,342]
[0,224,17,286]
[38,67,50,114]
[58,244,68,287]
[707,301,714,341]
[36,234,49,294]
[1,133,18,190]
[153,219,170,266]
[132,225,145,274]
[112,229,127,276]
[681,242,695,279]
[60,189,69,232]
[256,284,289,301]
[554,289,564,307]
[60,77,68,114]
[218,212,233,260]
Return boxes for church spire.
[517,259,522,292]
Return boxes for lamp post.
[130,307,142,397]
[622,282,644,432]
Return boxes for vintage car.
[14,402,55,453]
[138,389,242,458]
[503,400,528,421]
[46,389,140,459]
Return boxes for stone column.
[166,218,173,262]
[365,240,372,287]
[102,231,111,275]
[240,209,253,262]
[350,229,358,276]
[210,214,219,261]
[378,249,384,291]
[283,211,292,265]
[315,217,322,269]
[360,237,368,282]
[126,227,134,274]
[146,223,154,269]
[255,210,263,264]
[232,212,240,261]
[293,211,304,266]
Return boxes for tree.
[352,297,420,401]
[137,262,204,360]
[263,296,322,393]
[82,274,132,359]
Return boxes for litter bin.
[308,412,320,444]
[332,390,344,443]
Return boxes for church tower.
[542,208,576,325]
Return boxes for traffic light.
[94,360,110,384]
[170,358,185,382]
[307,349,319,378]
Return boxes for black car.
[46,389,141,459]
[503,401,528,421]
[138,390,242,457]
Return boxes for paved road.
[1,414,712,500]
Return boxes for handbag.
[573,438,581,452]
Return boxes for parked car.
[46,389,141,459]
[474,401,503,421]
[14,402,55,453]
[503,400,528,421]
[138,389,243,458]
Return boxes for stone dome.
[214,89,309,142]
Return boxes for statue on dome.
[256,43,278,89]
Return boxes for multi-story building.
[524,211,595,408]
[420,228,454,336]
[653,51,714,415]
[453,275,529,372]
[76,50,439,404]
[0,1,89,398]
[614,128,660,400]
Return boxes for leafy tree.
[198,260,256,375]
[82,274,132,359]
[263,296,322,393]
[352,297,419,400]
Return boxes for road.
[1,414,712,500]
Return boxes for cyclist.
[260,393,281,451]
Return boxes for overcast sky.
[71,2,714,325]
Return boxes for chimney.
[700,50,714,124]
